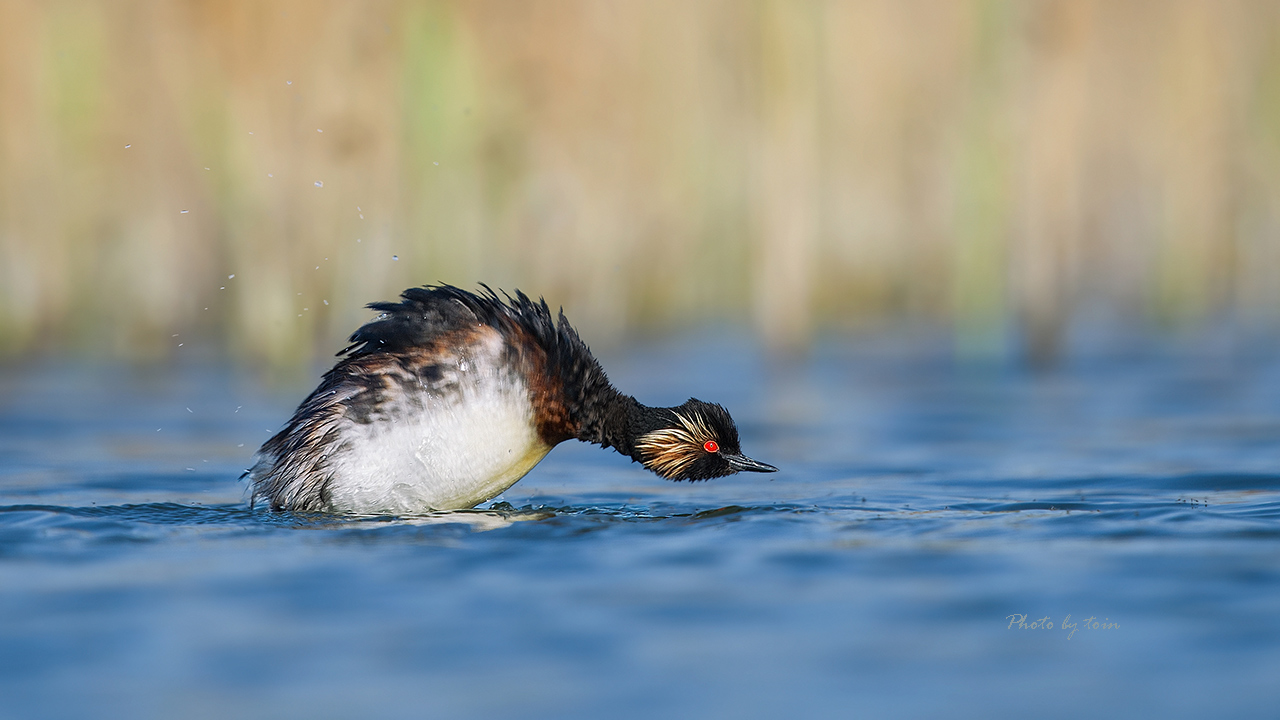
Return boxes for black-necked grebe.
[246,285,777,514]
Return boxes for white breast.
[321,344,552,514]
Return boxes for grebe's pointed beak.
[725,453,778,474]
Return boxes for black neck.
[530,306,672,462]
[574,389,672,463]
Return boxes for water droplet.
[317,128,323,133]
[125,144,131,148]
[220,287,225,290]
[357,206,361,211]
[392,255,399,261]
[356,238,362,243]
[228,274,234,279]
[180,210,189,214]
[315,181,323,188]
[359,214,364,219]
[178,343,184,347]
[286,80,292,85]
[433,161,439,166]
[323,299,329,305]
[187,407,193,413]
[315,266,319,270]
[267,173,273,178]
[249,131,254,135]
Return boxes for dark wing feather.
[340,284,507,358]
[342,283,615,441]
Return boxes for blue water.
[3,334,1280,719]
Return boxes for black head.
[634,398,778,481]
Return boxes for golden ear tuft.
[635,411,717,479]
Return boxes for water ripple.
[5,354,1280,719]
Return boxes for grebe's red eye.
[703,440,719,453]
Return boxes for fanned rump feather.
[635,411,719,480]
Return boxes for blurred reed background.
[2,0,1280,367]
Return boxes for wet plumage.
[246,285,776,514]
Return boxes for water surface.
[3,335,1279,718]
